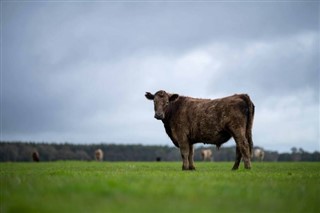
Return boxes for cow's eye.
[166,101,169,105]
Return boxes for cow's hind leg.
[232,146,242,170]
[232,129,252,169]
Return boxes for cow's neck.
[161,97,185,148]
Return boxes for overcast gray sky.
[1,1,319,152]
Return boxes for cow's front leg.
[188,144,196,170]
[179,144,190,170]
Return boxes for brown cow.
[201,149,213,161]
[95,149,104,161]
[145,90,255,170]
[32,151,40,162]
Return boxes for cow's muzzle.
[154,112,164,120]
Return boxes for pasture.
[1,162,319,213]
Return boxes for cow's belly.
[192,130,232,146]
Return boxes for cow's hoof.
[231,167,239,171]
[182,166,189,171]
[189,166,196,170]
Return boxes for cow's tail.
[242,94,255,156]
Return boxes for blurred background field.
[1,162,319,213]
[1,142,319,162]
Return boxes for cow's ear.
[169,94,179,102]
[145,92,154,100]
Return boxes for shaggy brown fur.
[145,90,255,170]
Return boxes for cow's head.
[145,90,179,120]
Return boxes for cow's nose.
[154,113,164,120]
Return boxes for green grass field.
[1,162,319,213]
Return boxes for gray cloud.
[207,32,319,98]
[2,1,319,152]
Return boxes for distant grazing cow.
[95,149,104,161]
[253,148,265,161]
[201,149,213,161]
[32,151,40,162]
[146,90,255,170]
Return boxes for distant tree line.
[0,141,319,162]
